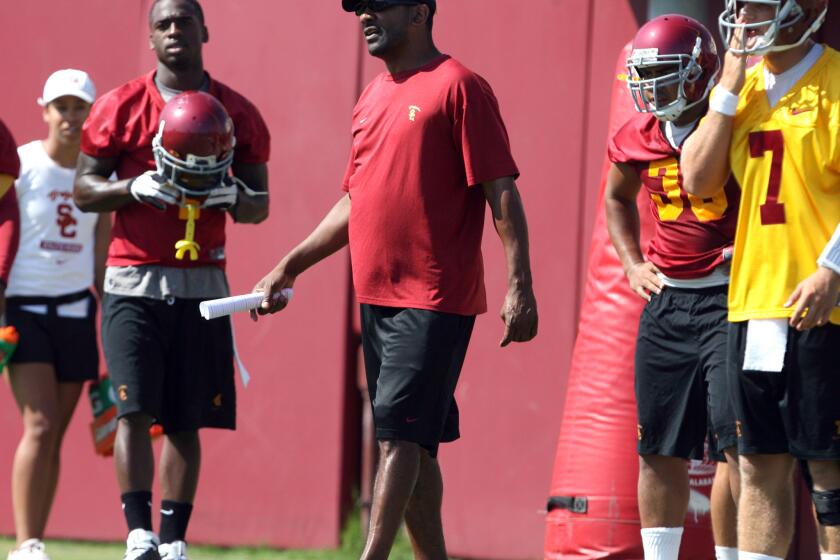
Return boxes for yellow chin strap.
[175,201,200,261]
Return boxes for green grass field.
[0,512,416,560]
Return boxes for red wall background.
[2,2,837,559]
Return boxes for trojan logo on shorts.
[212,393,222,409]
[736,420,742,438]
[118,385,129,402]
[834,420,840,440]
[408,105,421,122]
[637,424,643,441]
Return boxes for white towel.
[743,318,788,372]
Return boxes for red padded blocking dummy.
[543,44,717,559]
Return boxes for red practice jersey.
[0,119,19,178]
[608,112,739,279]
[343,55,519,316]
[0,119,20,283]
[81,70,270,268]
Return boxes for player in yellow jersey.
[681,1,840,559]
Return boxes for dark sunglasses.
[354,0,420,16]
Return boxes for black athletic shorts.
[101,293,235,433]
[635,285,737,461]
[728,321,840,459]
[360,304,475,458]
[6,289,99,383]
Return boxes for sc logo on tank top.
[408,105,421,122]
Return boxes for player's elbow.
[681,162,723,198]
[251,206,269,224]
[233,199,269,224]
[73,180,96,212]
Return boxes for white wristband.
[818,224,840,276]
[709,87,739,117]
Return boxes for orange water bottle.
[0,325,19,371]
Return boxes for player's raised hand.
[784,267,840,330]
[720,17,750,95]
[627,261,662,302]
[250,264,295,321]
[499,286,538,347]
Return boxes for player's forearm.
[681,113,733,198]
[74,174,134,212]
[605,196,645,275]
[74,153,133,212]
[491,186,533,290]
[230,163,269,224]
[282,194,351,277]
[93,214,111,297]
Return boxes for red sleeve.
[0,120,20,177]
[0,185,20,285]
[451,73,519,186]
[341,148,355,192]
[231,99,271,165]
[607,114,671,166]
[607,121,633,165]
[81,92,124,159]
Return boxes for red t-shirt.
[343,55,519,315]
[0,119,20,283]
[81,70,270,268]
[608,112,739,279]
[0,119,19,177]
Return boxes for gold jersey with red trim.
[728,46,840,325]
[608,112,740,279]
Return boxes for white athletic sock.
[716,546,738,560]
[641,527,683,560]
[820,555,840,560]
[738,552,784,560]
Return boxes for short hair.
[149,0,205,26]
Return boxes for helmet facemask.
[719,0,826,55]
[627,37,712,122]
[152,120,235,200]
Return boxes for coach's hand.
[128,171,179,210]
[250,264,295,321]
[785,266,840,330]
[499,286,538,347]
[627,261,662,302]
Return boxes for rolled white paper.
[199,289,293,320]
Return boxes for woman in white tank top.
[5,70,109,560]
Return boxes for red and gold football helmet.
[719,0,828,55]
[626,14,720,122]
[152,91,235,199]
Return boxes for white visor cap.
[38,69,96,106]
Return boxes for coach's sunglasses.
[354,0,420,16]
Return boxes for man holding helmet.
[74,1,270,559]
[681,1,840,558]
